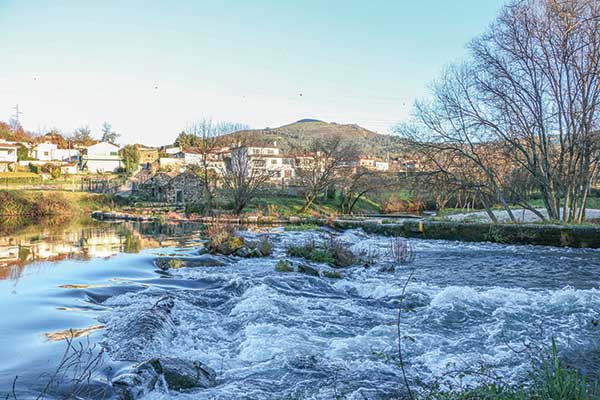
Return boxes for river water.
[0,221,598,399]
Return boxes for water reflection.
[0,220,207,281]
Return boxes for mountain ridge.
[220,120,405,157]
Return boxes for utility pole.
[11,104,23,129]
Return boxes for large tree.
[399,0,600,224]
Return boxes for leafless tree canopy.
[221,139,278,214]
[293,136,359,213]
[399,0,600,223]
[181,119,250,212]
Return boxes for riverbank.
[91,211,600,248]
[0,190,127,235]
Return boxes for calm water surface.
[0,221,599,399]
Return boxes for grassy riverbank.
[0,190,124,217]
[0,190,126,234]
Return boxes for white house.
[0,143,18,172]
[81,142,122,173]
[31,143,79,162]
[230,144,294,182]
[31,143,56,161]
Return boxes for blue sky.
[0,0,507,145]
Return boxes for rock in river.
[112,357,216,399]
[154,254,228,270]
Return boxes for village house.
[138,172,175,202]
[137,171,203,204]
[60,162,79,175]
[81,142,122,173]
[357,157,389,172]
[230,143,295,183]
[31,142,79,163]
[0,142,18,172]
[137,145,159,167]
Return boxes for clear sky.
[0,0,507,146]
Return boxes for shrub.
[275,260,294,272]
[390,237,415,264]
[323,270,342,279]
[328,237,356,267]
[29,163,41,174]
[0,191,32,216]
[257,237,273,256]
[205,224,237,252]
[287,238,356,267]
[382,195,410,213]
[31,194,72,217]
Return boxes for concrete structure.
[0,143,18,172]
[81,142,122,173]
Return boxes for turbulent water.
[1,223,599,399]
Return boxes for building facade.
[0,143,18,172]
[81,142,122,173]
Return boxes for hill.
[220,119,407,157]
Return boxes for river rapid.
[0,222,599,399]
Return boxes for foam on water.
[95,229,600,399]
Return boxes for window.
[110,152,118,156]
[271,159,277,165]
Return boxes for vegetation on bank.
[0,190,127,236]
[413,339,599,400]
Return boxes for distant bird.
[592,319,599,327]
[299,93,303,97]
[154,85,159,90]
[33,76,38,81]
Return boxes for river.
[0,221,598,399]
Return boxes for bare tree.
[182,119,250,213]
[399,0,600,224]
[72,125,95,146]
[294,136,359,213]
[221,141,277,214]
[338,167,387,214]
[101,122,120,144]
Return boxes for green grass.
[244,193,381,216]
[417,339,599,400]
[284,223,319,231]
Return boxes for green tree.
[17,144,30,161]
[120,145,140,176]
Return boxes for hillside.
[220,119,407,157]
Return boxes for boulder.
[154,255,228,270]
[297,264,320,277]
[185,254,228,267]
[112,357,216,399]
